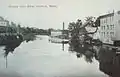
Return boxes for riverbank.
[0,33,23,45]
[23,33,36,42]
[69,36,120,77]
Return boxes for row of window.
[101,25,114,30]
[0,22,7,25]
[101,16,114,24]
[101,32,114,37]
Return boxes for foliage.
[68,16,99,63]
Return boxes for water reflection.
[4,41,22,57]
[3,35,38,57]
[0,35,105,77]
[69,39,120,77]
[69,38,95,63]
[0,36,23,68]
[23,34,36,43]
[0,35,119,77]
[98,45,120,77]
[1,34,38,69]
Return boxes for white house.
[0,17,9,26]
[96,10,120,45]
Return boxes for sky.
[0,0,120,29]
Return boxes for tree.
[68,16,100,63]
[84,16,98,35]
[68,19,83,37]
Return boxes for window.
[104,26,105,30]
[110,16,112,22]
[107,32,109,37]
[110,32,112,36]
[110,25,112,30]
[112,16,114,21]
[100,20,103,24]
[101,32,103,36]
[107,32,109,34]
[112,25,114,29]
[101,26,103,30]
[104,32,105,37]
[106,18,107,23]
[101,26,104,30]
[110,25,114,30]
[110,32,114,37]
[102,32,104,36]
[107,25,109,30]
[109,17,111,22]
[118,20,120,25]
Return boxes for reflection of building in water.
[98,45,120,77]
[96,11,120,45]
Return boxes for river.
[0,35,106,77]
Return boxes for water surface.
[0,35,106,77]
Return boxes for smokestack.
[63,22,65,34]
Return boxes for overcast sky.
[0,0,120,29]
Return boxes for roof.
[98,13,114,19]
[117,11,120,14]
[95,13,114,26]
[0,16,4,20]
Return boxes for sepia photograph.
[0,0,120,77]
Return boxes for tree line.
[0,23,50,35]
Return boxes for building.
[96,11,120,45]
[0,17,9,26]
[51,30,67,38]
[51,30,62,37]
[0,17,18,33]
[0,17,10,33]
